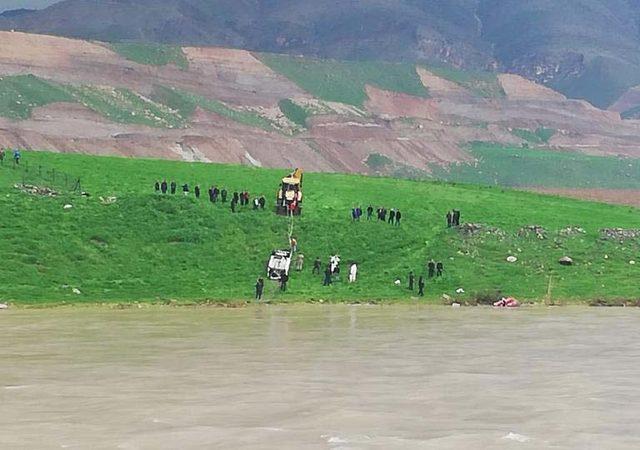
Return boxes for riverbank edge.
[2,296,639,310]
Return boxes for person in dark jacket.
[436,262,444,277]
[231,197,237,212]
[428,260,436,279]
[418,276,425,296]
[182,183,189,195]
[389,209,396,224]
[160,179,168,194]
[313,257,322,275]
[208,187,215,202]
[170,181,177,194]
[280,273,289,292]
[194,185,201,199]
[323,266,332,286]
[233,192,239,204]
[255,277,264,300]
[446,210,453,228]
[367,205,373,220]
[395,210,402,225]
[259,196,266,209]
[213,186,220,202]
[154,181,160,192]
[408,271,415,291]
[221,189,227,202]
[0,148,5,165]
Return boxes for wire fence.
[0,158,82,194]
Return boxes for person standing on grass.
[255,277,264,300]
[313,257,322,275]
[323,266,333,286]
[446,210,453,228]
[453,209,461,227]
[231,197,237,212]
[418,276,425,297]
[161,179,168,194]
[408,271,415,291]
[253,197,260,210]
[428,260,436,279]
[280,273,289,292]
[195,185,201,199]
[290,237,298,253]
[221,188,227,202]
[389,209,396,224]
[170,181,177,195]
[233,191,239,204]
[213,186,220,202]
[208,186,215,202]
[13,149,21,165]
[295,253,304,271]
[154,180,160,193]
[0,148,5,165]
[367,205,373,220]
[436,261,444,277]
[348,263,358,283]
[395,209,402,226]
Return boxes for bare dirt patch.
[529,188,640,207]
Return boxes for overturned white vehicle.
[267,249,292,281]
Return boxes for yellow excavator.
[276,168,303,215]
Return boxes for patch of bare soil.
[364,85,438,119]
[498,74,566,101]
[416,68,471,98]
[528,188,640,207]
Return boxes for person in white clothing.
[349,263,358,283]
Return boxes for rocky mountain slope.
[3,0,640,108]
[0,32,639,182]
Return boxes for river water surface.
[2,305,640,449]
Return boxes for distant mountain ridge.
[1,0,640,108]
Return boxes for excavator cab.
[276,168,303,216]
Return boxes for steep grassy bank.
[0,152,638,305]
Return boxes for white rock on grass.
[0,303,8,310]
[63,204,73,209]
[456,288,465,294]
[630,261,637,265]
[507,256,518,263]
[72,288,82,295]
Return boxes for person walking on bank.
[389,209,396,224]
[194,185,201,199]
[446,210,453,228]
[161,179,168,194]
[408,271,415,291]
[395,209,402,226]
[170,180,177,195]
[280,273,289,292]
[436,261,444,277]
[428,259,436,279]
[323,266,333,286]
[13,149,21,165]
[295,253,304,271]
[313,257,322,275]
[154,180,160,193]
[418,276,425,297]
[255,277,264,301]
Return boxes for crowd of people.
[350,205,402,225]
[154,180,266,213]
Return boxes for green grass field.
[0,75,74,120]
[431,142,640,189]
[0,151,638,306]
[110,43,189,70]
[258,53,429,107]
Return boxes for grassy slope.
[0,152,638,305]
[0,75,74,119]
[431,143,640,189]
[258,53,429,107]
[110,42,189,70]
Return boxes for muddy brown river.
[2,305,640,449]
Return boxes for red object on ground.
[493,297,520,308]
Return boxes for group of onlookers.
[0,148,22,165]
[154,180,266,212]
[350,205,403,225]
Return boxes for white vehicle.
[267,249,292,280]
